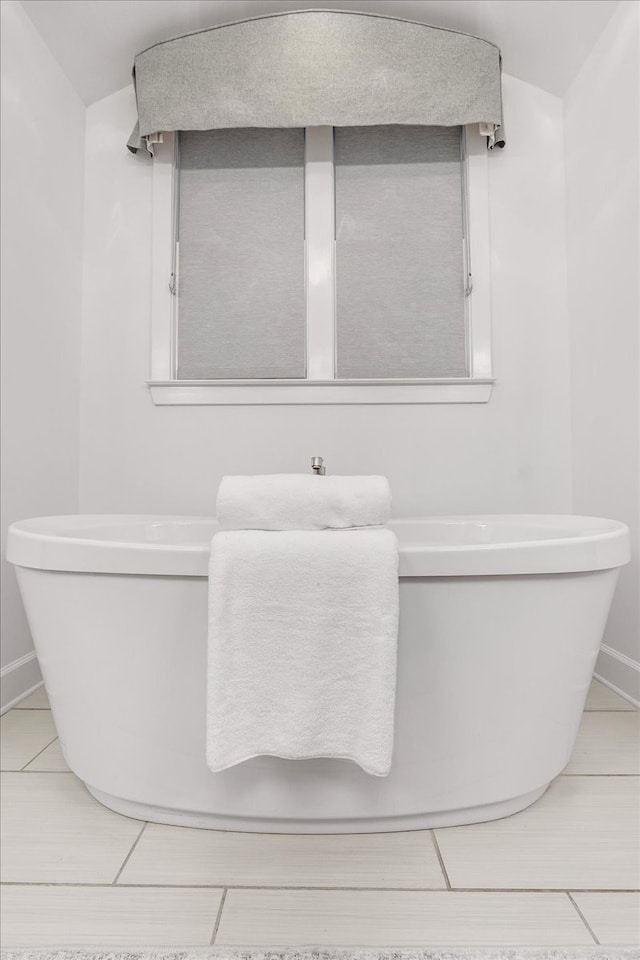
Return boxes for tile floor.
[0,680,638,948]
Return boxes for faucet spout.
[311,457,326,476]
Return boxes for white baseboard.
[0,651,42,714]
[594,643,640,708]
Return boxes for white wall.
[0,0,85,708]
[4,4,637,707]
[564,0,640,701]
[79,75,573,525]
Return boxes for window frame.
[148,125,494,405]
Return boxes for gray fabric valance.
[128,9,504,154]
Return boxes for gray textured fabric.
[176,128,305,380]
[130,10,502,148]
[126,120,143,154]
[335,125,467,379]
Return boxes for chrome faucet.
[311,456,326,476]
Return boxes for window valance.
[127,9,504,155]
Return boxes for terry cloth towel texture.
[207,522,399,777]
[208,474,399,775]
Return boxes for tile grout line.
[210,888,228,944]
[6,770,639,776]
[111,822,149,885]
[18,736,60,772]
[1,881,639,892]
[583,706,638,713]
[566,891,600,944]
[431,831,452,890]
[11,706,50,712]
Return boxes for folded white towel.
[216,474,391,531]
[207,527,399,777]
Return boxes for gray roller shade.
[335,125,467,379]
[128,10,503,153]
[177,128,305,380]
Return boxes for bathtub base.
[85,782,549,833]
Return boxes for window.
[149,125,493,404]
[335,125,467,378]
[177,129,306,379]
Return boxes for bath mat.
[1,948,638,960]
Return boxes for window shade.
[335,125,467,379]
[176,128,305,380]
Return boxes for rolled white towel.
[216,474,391,531]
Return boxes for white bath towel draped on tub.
[207,476,399,777]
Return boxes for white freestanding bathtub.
[7,514,629,833]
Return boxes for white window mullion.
[304,126,335,379]
[464,124,492,379]
[150,132,177,381]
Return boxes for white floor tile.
[215,889,593,946]
[23,738,70,772]
[14,686,50,709]
[0,884,223,946]
[0,710,57,770]
[564,712,640,774]
[586,680,635,711]
[434,776,640,890]
[119,824,444,888]
[1,772,143,883]
[571,892,640,945]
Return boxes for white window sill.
[147,379,494,405]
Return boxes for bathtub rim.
[7,513,630,578]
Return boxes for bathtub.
[7,514,629,833]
